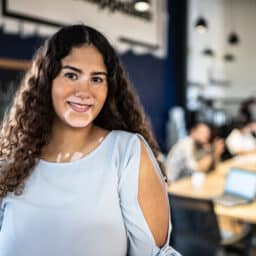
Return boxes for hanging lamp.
[195,17,208,33]
[134,0,150,12]
[228,32,240,45]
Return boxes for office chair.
[168,194,251,256]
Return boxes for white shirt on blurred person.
[165,123,224,182]
[165,136,198,181]
[226,127,256,155]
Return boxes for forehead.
[61,45,106,71]
[196,124,210,134]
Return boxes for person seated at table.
[165,123,224,182]
[226,121,256,156]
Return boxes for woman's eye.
[64,72,78,80]
[91,76,104,84]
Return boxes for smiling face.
[51,44,108,128]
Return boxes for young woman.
[0,25,179,256]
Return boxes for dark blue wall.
[121,52,172,150]
[0,29,43,60]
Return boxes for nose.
[74,79,92,99]
[74,91,91,100]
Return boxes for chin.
[60,110,94,128]
[62,118,92,128]
[68,122,91,128]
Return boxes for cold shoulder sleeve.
[0,200,3,230]
[117,133,181,256]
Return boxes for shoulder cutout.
[137,139,169,247]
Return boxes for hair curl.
[0,24,166,197]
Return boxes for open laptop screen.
[225,168,256,200]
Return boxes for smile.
[67,101,92,113]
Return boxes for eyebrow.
[62,65,82,73]
[62,65,108,76]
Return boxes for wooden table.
[167,157,256,224]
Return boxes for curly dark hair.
[0,24,166,197]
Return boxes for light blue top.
[0,130,180,256]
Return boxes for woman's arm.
[138,141,169,247]
[118,134,181,255]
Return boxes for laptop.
[214,168,256,207]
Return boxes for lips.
[67,101,92,113]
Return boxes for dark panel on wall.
[121,51,167,150]
[168,0,187,108]
[0,29,43,60]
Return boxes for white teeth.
[69,103,87,108]
[68,101,90,107]
[67,101,91,112]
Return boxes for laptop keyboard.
[215,193,249,206]
[221,194,246,202]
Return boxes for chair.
[168,194,251,256]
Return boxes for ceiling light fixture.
[227,0,240,46]
[223,53,235,62]
[195,17,208,33]
[202,48,215,57]
[228,32,240,45]
[134,0,150,12]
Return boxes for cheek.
[97,86,108,105]
[52,79,73,103]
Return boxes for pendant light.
[228,32,240,45]
[134,0,150,12]
[194,0,208,34]
[195,17,208,33]
[227,0,240,46]
[202,48,215,57]
[223,53,235,62]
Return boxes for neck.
[43,118,95,155]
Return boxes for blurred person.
[165,123,224,182]
[0,25,180,256]
[226,121,256,156]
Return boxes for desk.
[168,158,256,224]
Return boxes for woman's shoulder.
[111,129,140,141]
[91,127,137,147]
[110,130,142,159]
